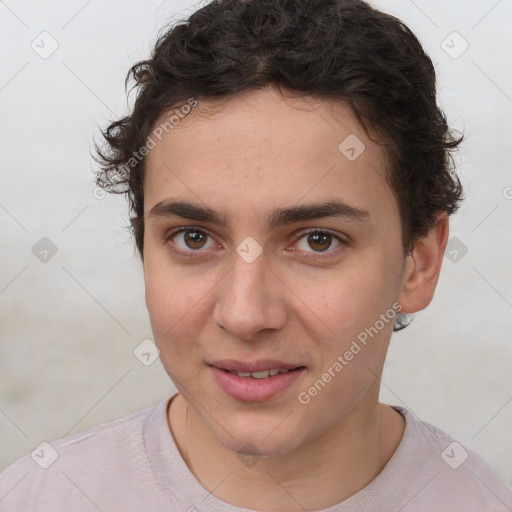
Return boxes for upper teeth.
[228,369,292,379]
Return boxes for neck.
[168,388,404,511]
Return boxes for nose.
[212,251,288,342]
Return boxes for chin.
[211,418,309,458]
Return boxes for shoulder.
[385,406,512,511]
[0,401,163,510]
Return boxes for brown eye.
[294,230,343,257]
[168,229,216,253]
[307,232,332,252]
[183,230,208,249]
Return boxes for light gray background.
[1,0,511,484]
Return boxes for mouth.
[208,359,305,373]
[208,361,307,402]
[221,367,305,379]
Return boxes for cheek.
[299,258,397,341]
[143,244,223,375]
[295,252,400,397]
[294,266,398,421]
[145,282,203,376]
[143,248,199,349]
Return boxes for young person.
[1,0,511,510]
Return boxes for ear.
[398,213,449,314]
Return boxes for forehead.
[143,86,396,226]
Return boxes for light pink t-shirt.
[1,394,511,511]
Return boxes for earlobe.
[398,213,450,314]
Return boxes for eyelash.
[162,227,347,261]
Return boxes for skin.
[142,85,449,511]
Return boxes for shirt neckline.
[144,394,414,511]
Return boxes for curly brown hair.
[94,0,464,330]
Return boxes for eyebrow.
[148,198,370,230]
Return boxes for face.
[143,86,407,457]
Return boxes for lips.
[208,359,304,373]
[208,360,307,401]
[226,368,295,379]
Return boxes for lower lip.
[210,366,306,402]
